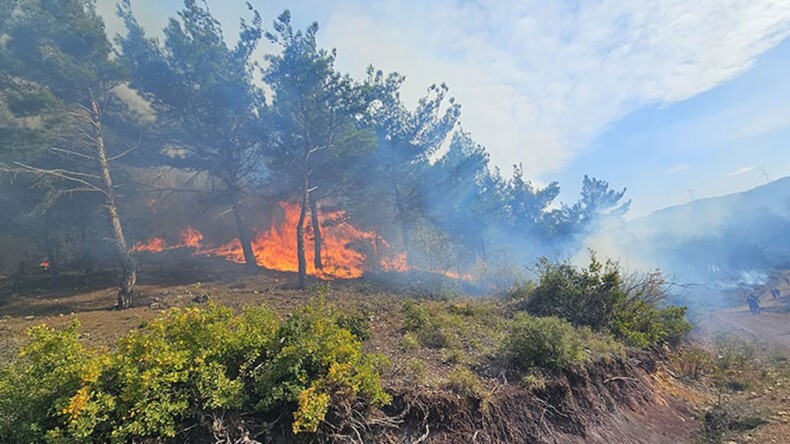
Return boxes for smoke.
[574,176,790,304]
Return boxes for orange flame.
[200,202,375,279]
[180,227,203,249]
[131,237,167,253]
[380,252,409,272]
[131,201,471,281]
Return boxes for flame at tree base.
[131,202,418,280]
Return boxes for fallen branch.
[603,376,638,384]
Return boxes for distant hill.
[623,177,790,285]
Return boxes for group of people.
[746,285,783,315]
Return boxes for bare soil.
[692,272,790,444]
[0,255,703,443]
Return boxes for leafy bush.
[503,313,623,375]
[504,314,588,373]
[0,320,95,443]
[523,254,691,347]
[336,310,372,341]
[0,300,390,442]
[520,371,547,391]
[252,299,391,433]
[446,367,488,403]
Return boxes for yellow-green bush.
[252,299,391,433]
[503,313,624,375]
[0,300,390,442]
[0,320,96,443]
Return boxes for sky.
[96,0,790,218]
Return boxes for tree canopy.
[0,1,632,301]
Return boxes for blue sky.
[555,39,790,217]
[97,0,790,218]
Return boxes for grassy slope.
[0,258,703,443]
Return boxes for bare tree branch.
[49,147,94,161]
[13,162,108,197]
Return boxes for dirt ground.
[691,272,790,444]
[0,254,756,443]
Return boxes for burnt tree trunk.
[229,187,258,271]
[394,186,411,261]
[44,230,59,275]
[309,195,323,270]
[90,92,137,309]
[297,186,309,290]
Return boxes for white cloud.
[95,0,790,178]
[317,0,790,176]
[667,163,689,174]
[727,166,755,176]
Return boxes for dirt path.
[695,279,790,444]
[709,290,790,355]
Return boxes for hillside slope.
[624,177,790,285]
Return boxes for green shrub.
[401,300,507,356]
[523,254,691,347]
[0,320,95,443]
[252,299,391,433]
[524,255,623,331]
[336,310,372,341]
[252,300,391,433]
[504,314,588,373]
[503,314,622,375]
[446,367,487,401]
[520,371,547,391]
[0,300,390,442]
[44,304,279,442]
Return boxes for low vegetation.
[522,254,692,347]
[0,256,694,442]
[0,293,389,442]
[504,314,623,374]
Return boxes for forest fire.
[130,202,412,279]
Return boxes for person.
[771,287,781,299]
[747,293,761,315]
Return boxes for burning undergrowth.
[130,201,470,284]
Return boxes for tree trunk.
[297,188,309,290]
[229,189,258,270]
[394,186,411,261]
[44,230,59,275]
[309,195,323,270]
[90,93,136,309]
